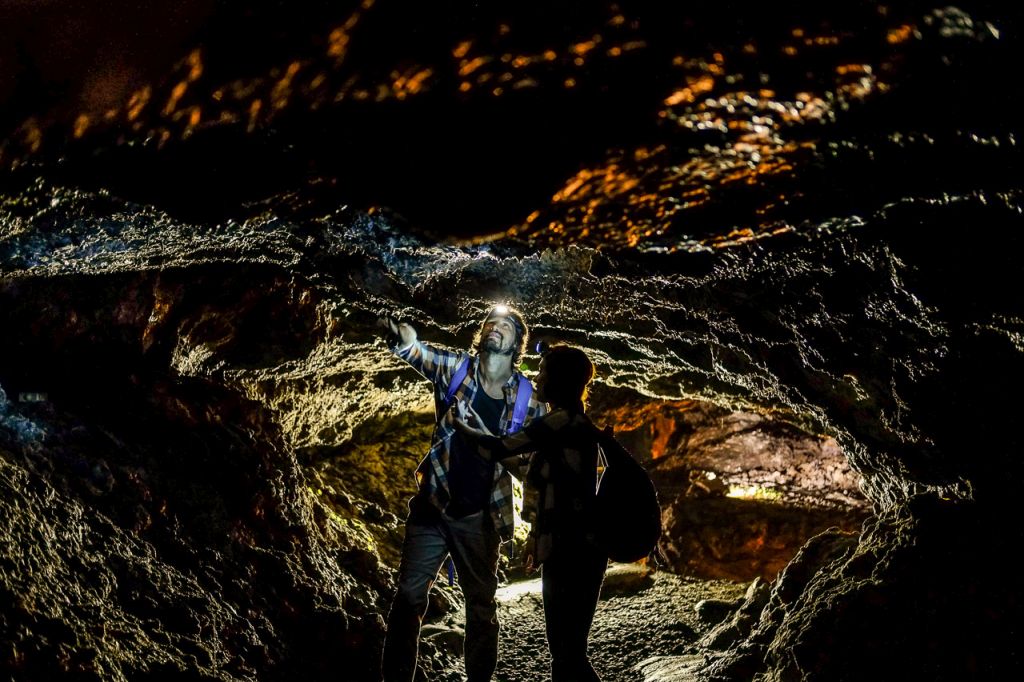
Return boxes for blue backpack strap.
[444,356,471,408]
[507,374,533,434]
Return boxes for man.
[379,305,546,682]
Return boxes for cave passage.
[305,378,872,680]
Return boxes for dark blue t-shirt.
[446,389,504,518]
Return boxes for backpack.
[590,422,662,563]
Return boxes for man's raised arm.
[378,316,462,388]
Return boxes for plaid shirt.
[394,339,547,540]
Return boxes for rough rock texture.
[591,395,869,580]
[0,261,399,679]
[491,566,747,682]
[640,496,1022,681]
[4,170,1020,679]
[0,217,527,680]
[0,363,392,680]
[2,1,1023,681]
[660,497,865,582]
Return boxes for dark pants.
[381,510,501,682]
[541,541,607,682]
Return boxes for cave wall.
[641,495,1022,681]
[0,268,399,680]
[1,1,1022,680]
[0,227,879,679]
[2,164,1023,680]
[590,392,869,581]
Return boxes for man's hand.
[378,317,417,350]
[453,399,494,439]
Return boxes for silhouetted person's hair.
[473,306,529,366]
[543,345,595,411]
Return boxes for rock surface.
[491,567,746,682]
[2,2,1023,681]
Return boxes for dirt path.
[424,565,748,682]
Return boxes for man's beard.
[481,337,514,356]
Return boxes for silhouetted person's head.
[473,305,529,365]
[536,345,594,411]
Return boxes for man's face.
[480,315,518,356]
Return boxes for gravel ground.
[421,565,748,682]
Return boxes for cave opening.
[589,388,870,583]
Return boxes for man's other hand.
[455,399,495,437]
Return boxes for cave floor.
[429,565,749,682]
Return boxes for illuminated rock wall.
[2,2,1022,680]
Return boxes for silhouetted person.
[379,306,545,682]
[456,345,606,682]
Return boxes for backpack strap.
[582,415,610,492]
[507,374,533,434]
[444,356,472,409]
[445,357,531,433]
